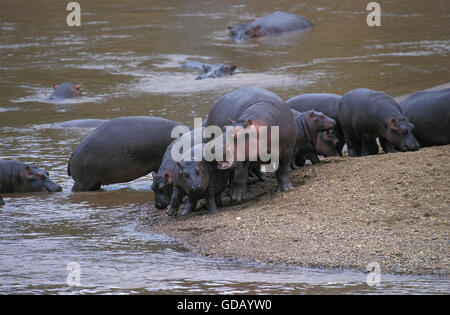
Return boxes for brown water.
[0,0,449,294]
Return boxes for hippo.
[338,88,420,157]
[0,159,62,193]
[0,195,4,206]
[228,11,312,41]
[167,144,231,217]
[52,119,108,129]
[50,82,82,99]
[294,130,341,168]
[182,62,237,80]
[290,109,336,169]
[400,88,450,147]
[205,86,296,202]
[68,116,184,191]
[287,93,344,155]
[152,127,202,210]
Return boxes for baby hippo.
[291,110,336,169]
[50,82,82,99]
[295,130,341,168]
[167,146,231,217]
[0,159,62,193]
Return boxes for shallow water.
[0,0,449,294]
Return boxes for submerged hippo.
[400,88,450,147]
[68,116,184,191]
[228,11,312,41]
[50,82,82,99]
[182,62,237,80]
[287,93,344,155]
[52,119,108,129]
[338,88,420,157]
[206,86,296,202]
[0,159,62,193]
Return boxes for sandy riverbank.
[148,145,449,276]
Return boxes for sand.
[147,145,449,276]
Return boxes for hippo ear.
[227,26,234,35]
[309,111,315,117]
[227,117,235,125]
[73,84,82,91]
[164,172,173,184]
[229,65,236,73]
[24,166,34,179]
[53,84,59,89]
[245,119,253,128]
[388,118,399,129]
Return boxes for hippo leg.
[345,136,362,157]
[306,152,320,164]
[181,197,197,216]
[167,186,183,217]
[361,136,379,156]
[206,187,218,214]
[276,151,294,192]
[251,168,269,181]
[215,193,223,207]
[379,137,398,153]
[72,181,101,192]
[294,153,306,167]
[231,163,249,204]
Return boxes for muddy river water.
[0,0,449,294]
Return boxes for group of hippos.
[1,12,449,213]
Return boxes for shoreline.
[148,145,449,276]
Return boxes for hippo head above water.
[227,24,263,41]
[384,117,420,152]
[50,82,82,99]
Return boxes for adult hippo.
[338,88,419,157]
[68,116,184,191]
[287,93,344,155]
[182,62,237,80]
[205,86,296,202]
[228,11,312,41]
[50,82,82,99]
[0,159,62,193]
[400,88,450,147]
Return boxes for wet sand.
[148,145,449,276]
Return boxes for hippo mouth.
[217,160,237,170]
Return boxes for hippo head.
[151,171,174,210]
[315,130,341,157]
[51,82,82,99]
[227,24,263,41]
[175,161,209,199]
[216,119,264,170]
[304,111,336,136]
[384,117,420,152]
[19,165,62,193]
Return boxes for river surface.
[0,0,449,294]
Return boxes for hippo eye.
[38,174,46,180]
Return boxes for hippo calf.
[290,109,336,169]
[0,159,62,193]
[228,11,312,41]
[50,82,82,99]
[295,130,341,168]
[287,93,345,155]
[68,116,184,191]
[167,145,231,217]
[206,86,296,203]
[338,88,419,157]
[400,88,450,147]
[182,62,236,80]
